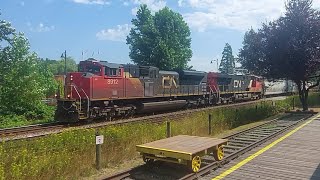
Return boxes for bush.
[0,106,55,129]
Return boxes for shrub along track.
[0,97,284,142]
[103,112,314,180]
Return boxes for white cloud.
[28,22,55,32]
[314,1,320,9]
[96,24,131,42]
[178,0,320,32]
[72,0,111,5]
[130,0,166,15]
[189,55,221,72]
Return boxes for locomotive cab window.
[150,69,158,78]
[105,67,120,77]
[140,68,149,77]
[79,65,84,72]
[87,65,101,75]
[164,79,171,86]
[234,81,238,88]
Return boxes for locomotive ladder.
[71,84,90,119]
[210,85,220,103]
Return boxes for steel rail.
[0,122,66,136]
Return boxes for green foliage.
[285,92,320,108]
[38,59,59,97]
[238,0,320,110]
[219,43,235,74]
[0,106,55,129]
[1,98,306,180]
[42,57,77,75]
[127,5,192,70]
[0,16,56,121]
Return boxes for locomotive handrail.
[70,84,81,113]
[210,84,220,100]
[81,88,90,119]
[70,84,90,118]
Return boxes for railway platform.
[203,113,320,180]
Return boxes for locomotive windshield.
[86,65,101,74]
[105,67,120,77]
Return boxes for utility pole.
[61,50,67,75]
[64,50,67,75]
[61,50,67,98]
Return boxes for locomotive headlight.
[70,75,73,81]
[67,94,71,98]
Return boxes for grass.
[1,93,319,180]
[0,107,55,129]
[286,92,320,108]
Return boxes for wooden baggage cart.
[136,135,228,172]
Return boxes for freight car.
[55,58,263,122]
[264,79,297,97]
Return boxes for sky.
[1,0,320,72]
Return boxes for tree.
[219,43,235,74]
[38,58,59,96]
[0,16,56,117]
[127,5,192,70]
[46,57,77,75]
[238,0,320,111]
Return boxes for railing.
[155,84,256,98]
[81,87,90,118]
[158,84,221,97]
[70,84,82,112]
[69,84,90,118]
[210,85,220,100]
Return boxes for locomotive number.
[107,79,119,85]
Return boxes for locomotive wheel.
[191,156,201,172]
[213,145,224,161]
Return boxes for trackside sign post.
[96,131,103,170]
[96,135,104,145]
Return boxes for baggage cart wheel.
[142,154,154,164]
[213,145,224,161]
[191,156,201,172]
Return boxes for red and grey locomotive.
[55,58,263,122]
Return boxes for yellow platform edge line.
[136,145,192,155]
[212,114,320,180]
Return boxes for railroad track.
[0,96,286,141]
[104,112,315,180]
[0,123,68,140]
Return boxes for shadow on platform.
[311,163,320,180]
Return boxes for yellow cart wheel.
[213,145,224,161]
[142,154,154,164]
[191,156,201,172]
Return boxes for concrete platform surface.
[202,114,320,180]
